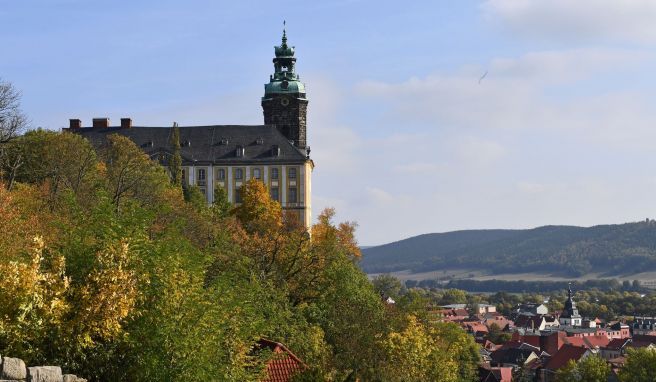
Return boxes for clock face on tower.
[280,97,290,107]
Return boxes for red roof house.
[257,339,306,382]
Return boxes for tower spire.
[282,20,287,47]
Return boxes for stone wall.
[0,356,86,382]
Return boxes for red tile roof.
[257,339,306,382]
[544,344,588,371]
[562,335,609,349]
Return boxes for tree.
[212,186,232,218]
[372,274,403,300]
[379,315,479,382]
[440,288,468,305]
[100,134,171,213]
[487,323,511,344]
[618,348,656,382]
[169,122,182,187]
[0,79,27,143]
[555,355,610,382]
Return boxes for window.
[271,167,279,180]
[236,145,245,157]
[272,145,281,156]
[288,187,297,203]
[253,168,261,180]
[235,187,242,203]
[270,187,279,201]
[216,168,225,181]
[197,168,206,186]
[235,168,243,180]
[182,169,187,185]
[288,167,297,179]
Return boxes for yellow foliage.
[0,236,70,360]
[380,315,473,382]
[73,239,138,345]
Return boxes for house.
[484,316,514,331]
[515,314,559,332]
[603,321,630,339]
[541,345,593,382]
[490,347,540,368]
[441,303,497,315]
[478,365,513,382]
[600,338,632,360]
[257,339,306,382]
[514,303,549,317]
[632,317,656,335]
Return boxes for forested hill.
[361,221,656,277]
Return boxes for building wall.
[182,162,312,228]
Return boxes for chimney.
[69,119,82,129]
[92,118,110,128]
[120,118,132,129]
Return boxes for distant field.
[368,269,656,283]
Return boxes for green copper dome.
[263,29,306,98]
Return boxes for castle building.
[66,30,313,227]
[559,284,582,327]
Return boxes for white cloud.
[365,186,394,204]
[482,0,656,43]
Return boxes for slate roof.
[604,338,631,350]
[490,348,536,366]
[67,125,309,165]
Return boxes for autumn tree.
[379,315,479,382]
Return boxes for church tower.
[559,284,582,327]
[262,29,308,151]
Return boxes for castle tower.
[262,29,308,151]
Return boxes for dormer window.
[256,137,264,145]
[236,145,245,157]
[220,138,229,145]
[272,145,281,157]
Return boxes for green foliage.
[372,274,403,299]
[487,323,511,344]
[212,186,232,218]
[0,130,485,381]
[168,122,182,187]
[618,348,656,382]
[555,355,610,382]
[379,316,479,382]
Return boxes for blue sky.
[3,1,656,245]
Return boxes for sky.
[3,0,656,245]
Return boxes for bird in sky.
[479,70,488,84]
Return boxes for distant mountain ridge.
[360,221,656,277]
